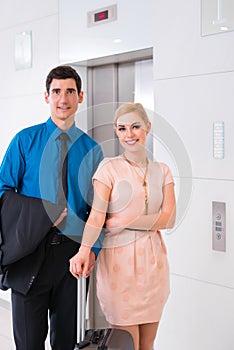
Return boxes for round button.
[216,233,222,240]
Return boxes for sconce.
[15,31,32,70]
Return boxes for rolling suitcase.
[74,276,134,349]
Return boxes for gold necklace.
[122,153,149,214]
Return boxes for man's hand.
[53,208,67,227]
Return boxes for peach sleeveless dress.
[93,156,174,326]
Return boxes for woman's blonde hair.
[114,102,150,126]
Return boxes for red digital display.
[94,10,108,22]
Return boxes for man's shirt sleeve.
[0,134,25,196]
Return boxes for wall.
[0,0,60,161]
[58,0,154,63]
[153,1,234,350]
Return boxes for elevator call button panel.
[212,201,226,252]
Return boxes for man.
[0,65,103,349]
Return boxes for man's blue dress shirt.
[0,118,104,253]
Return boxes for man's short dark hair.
[46,65,82,94]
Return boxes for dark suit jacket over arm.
[0,191,63,294]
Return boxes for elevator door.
[86,58,154,328]
[87,62,135,157]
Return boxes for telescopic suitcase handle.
[74,276,91,349]
[77,276,86,343]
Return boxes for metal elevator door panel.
[87,62,135,157]
[88,64,118,158]
[117,62,135,104]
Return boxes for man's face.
[44,78,83,125]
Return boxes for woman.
[70,102,176,350]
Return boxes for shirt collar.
[46,117,83,143]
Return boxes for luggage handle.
[75,277,109,350]
[77,276,86,343]
[75,276,93,349]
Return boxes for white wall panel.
[155,274,234,350]
[154,72,234,180]
[154,0,234,79]
[0,7,60,162]
[1,0,58,30]
[164,178,234,288]
[59,0,154,63]
[0,14,59,99]
[0,94,51,161]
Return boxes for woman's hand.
[105,216,138,233]
[69,246,92,279]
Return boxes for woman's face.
[115,112,151,152]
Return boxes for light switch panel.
[212,201,226,252]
